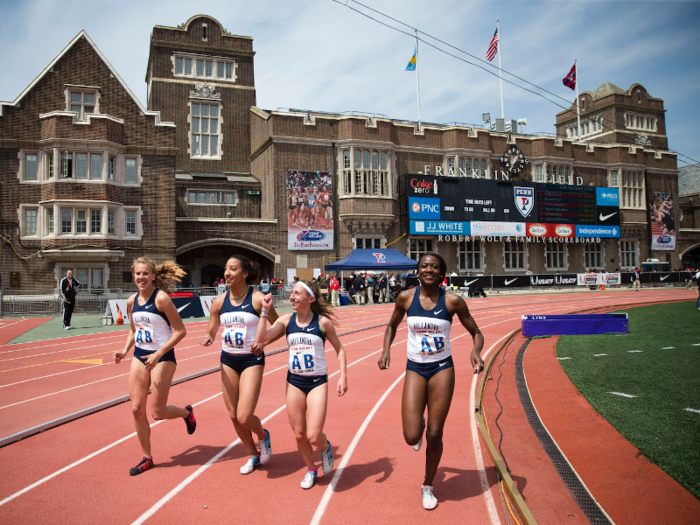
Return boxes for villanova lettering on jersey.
[406,287,453,363]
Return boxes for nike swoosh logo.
[439,361,447,367]
[241,304,250,309]
[465,279,478,286]
[505,278,517,285]
[434,309,443,315]
[313,377,322,382]
[306,327,314,331]
[257,355,263,361]
[599,212,617,221]
[176,302,191,313]
[145,304,153,309]
[659,275,669,281]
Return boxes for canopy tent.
[325,249,418,271]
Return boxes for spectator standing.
[329,275,340,307]
[378,273,388,303]
[366,274,376,305]
[633,268,641,291]
[352,274,366,305]
[389,273,396,288]
[60,270,81,330]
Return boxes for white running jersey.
[406,287,453,363]
[131,289,173,352]
[220,288,261,355]
[286,313,327,376]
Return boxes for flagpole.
[497,18,504,119]
[575,59,581,140]
[415,30,422,131]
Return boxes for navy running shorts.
[406,355,454,381]
[134,347,176,366]
[221,351,265,373]
[287,370,327,395]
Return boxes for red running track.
[0,290,694,524]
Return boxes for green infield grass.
[557,301,700,499]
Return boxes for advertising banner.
[648,191,676,250]
[287,170,333,250]
[470,221,526,237]
[526,223,575,238]
[575,225,620,238]
[410,220,470,236]
[576,273,621,285]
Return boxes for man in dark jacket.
[59,270,80,330]
[352,274,366,305]
[378,273,388,303]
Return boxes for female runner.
[256,280,348,489]
[378,252,484,510]
[113,258,196,476]
[200,255,279,475]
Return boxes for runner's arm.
[114,294,137,363]
[200,295,224,346]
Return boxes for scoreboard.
[406,175,620,238]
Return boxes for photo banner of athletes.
[287,170,333,250]
[648,191,676,250]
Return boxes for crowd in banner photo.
[287,170,333,251]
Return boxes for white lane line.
[470,332,512,525]
[607,392,637,398]
[692,344,700,347]
[662,347,675,350]
[0,318,28,330]
[628,350,643,353]
[0,391,221,508]
[309,373,406,525]
[684,408,700,414]
[594,354,607,357]
[557,357,572,360]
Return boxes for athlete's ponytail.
[132,257,185,293]
[302,280,338,325]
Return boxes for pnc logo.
[555,225,573,237]
[528,224,547,237]
[412,202,421,213]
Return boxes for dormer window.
[65,86,100,120]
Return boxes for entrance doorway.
[201,264,225,287]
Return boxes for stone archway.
[681,243,700,268]
[176,239,276,287]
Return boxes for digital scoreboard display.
[405,175,620,238]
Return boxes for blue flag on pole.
[405,48,416,71]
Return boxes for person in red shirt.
[329,275,340,306]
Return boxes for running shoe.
[300,469,318,490]
[421,485,438,510]
[184,405,196,435]
[129,456,154,476]
[413,416,425,451]
[259,429,271,465]
[321,440,334,475]
[240,455,260,475]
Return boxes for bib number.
[290,345,316,374]
[135,322,154,345]
[420,336,445,355]
[223,324,247,350]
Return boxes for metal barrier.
[1,289,125,317]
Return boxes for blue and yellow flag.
[405,48,416,71]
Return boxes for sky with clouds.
[1,0,699,168]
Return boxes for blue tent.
[325,249,418,271]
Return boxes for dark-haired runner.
[257,280,348,489]
[200,255,279,475]
[378,252,484,510]
[113,257,197,476]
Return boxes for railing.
[0,288,125,317]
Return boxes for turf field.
[557,301,700,499]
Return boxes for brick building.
[1,14,696,291]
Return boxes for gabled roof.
[592,81,627,99]
[0,30,174,127]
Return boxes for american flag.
[562,63,576,90]
[485,29,499,62]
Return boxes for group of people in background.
[111,251,484,510]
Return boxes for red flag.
[485,29,499,62]
[562,63,576,90]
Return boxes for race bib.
[135,321,154,345]
[418,335,446,355]
[289,344,316,374]
[223,323,247,350]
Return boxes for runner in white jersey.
[257,280,348,490]
[200,255,279,475]
[378,253,484,510]
[113,258,197,477]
